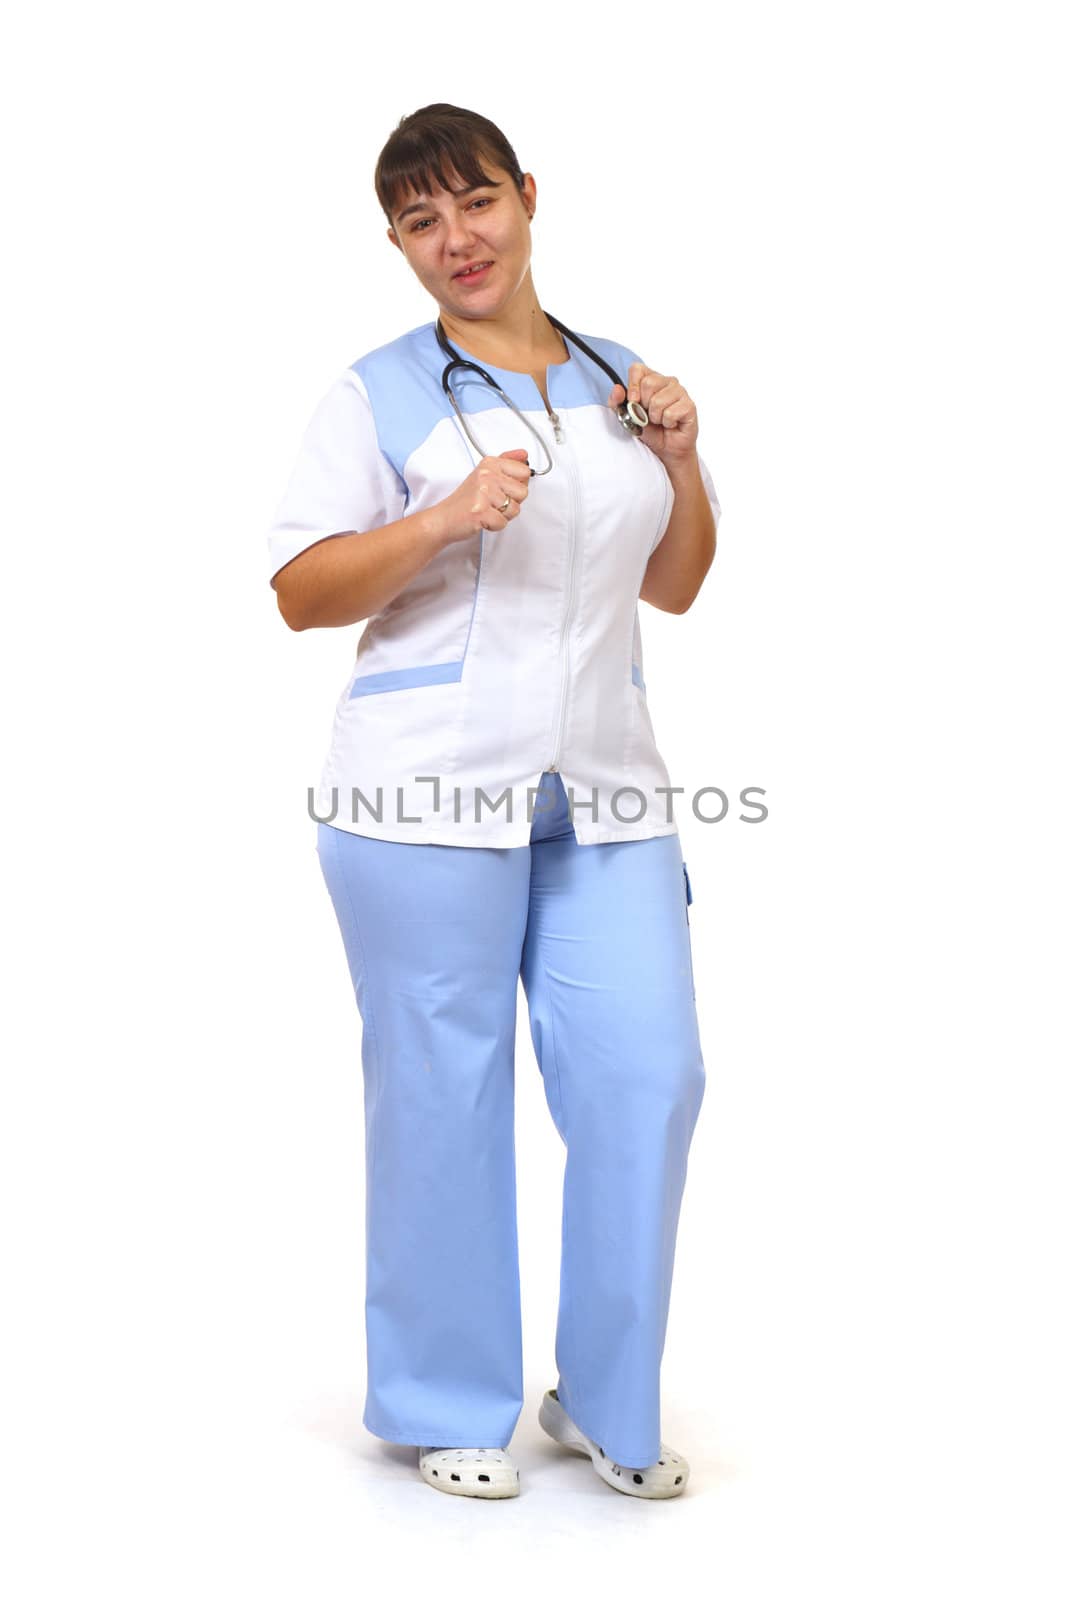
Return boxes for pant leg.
[316,820,531,1448]
[520,808,706,1468]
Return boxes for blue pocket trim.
[349,660,464,698]
[682,861,693,906]
[632,661,646,691]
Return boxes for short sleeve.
[651,449,722,551]
[698,452,722,530]
[265,367,408,585]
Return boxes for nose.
[444,210,479,255]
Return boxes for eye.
[468,197,491,210]
[410,217,434,232]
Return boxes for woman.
[266,103,722,1501]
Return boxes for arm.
[271,449,532,632]
[272,510,451,632]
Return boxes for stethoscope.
[434,312,649,477]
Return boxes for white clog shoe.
[538,1387,689,1498]
[417,1444,520,1498]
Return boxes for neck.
[438,281,566,367]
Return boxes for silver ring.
[496,495,511,512]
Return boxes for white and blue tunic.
[266,320,721,847]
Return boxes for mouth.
[452,260,494,284]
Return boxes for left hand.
[608,364,698,463]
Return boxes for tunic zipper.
[545,416,581,773]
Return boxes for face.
[387,158,537,321]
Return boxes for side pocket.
[681,861,696,998]
[348,534,484,698]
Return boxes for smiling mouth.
[453,260,494,278]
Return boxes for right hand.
[435,449,533,543]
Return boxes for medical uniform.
[267,319,722,1468]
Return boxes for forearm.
[272,506,454,631]
[639,455,717,614]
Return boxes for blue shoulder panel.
[350,322,648,485]
[350,325,450,489]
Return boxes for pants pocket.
[681,860,695,998]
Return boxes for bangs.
[377,126,509,223]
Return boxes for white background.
[4,1,1064,1593]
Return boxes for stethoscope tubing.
[434,313,649,477]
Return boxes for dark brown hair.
[374,103,526,227]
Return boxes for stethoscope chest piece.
[618,399,649,434]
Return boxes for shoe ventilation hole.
[450,1473,460,1481]
[478,1474,490,1482]
[675,1475,682,1485]
[432,1470,438,1476]
[633,1473,644,1484]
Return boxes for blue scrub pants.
[315,770,705,1469]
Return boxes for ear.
[387,226,403,253]
[521,171,537,219]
